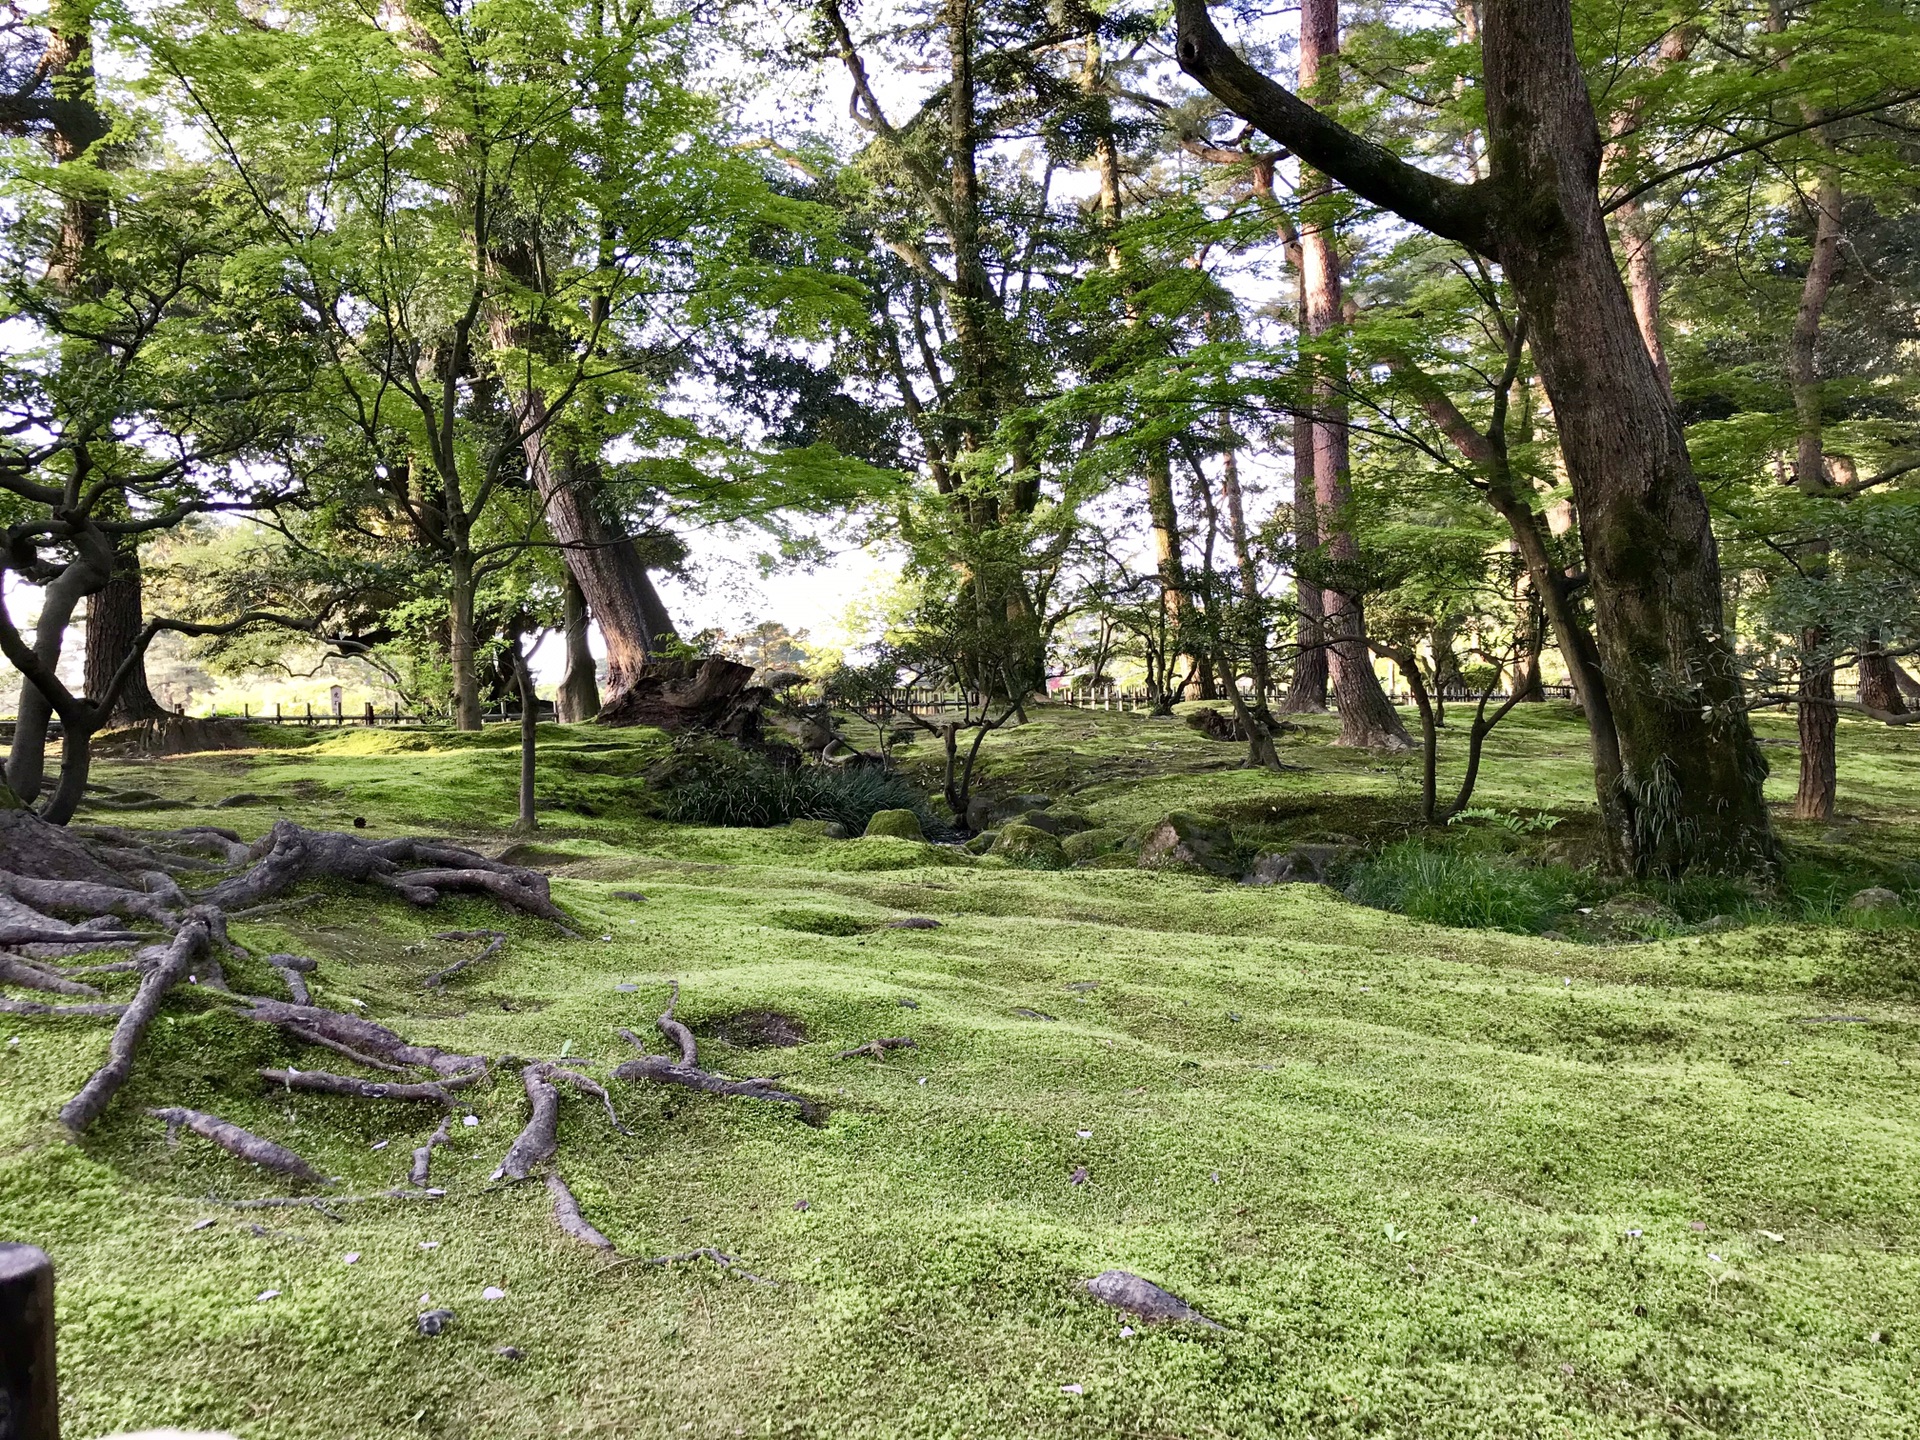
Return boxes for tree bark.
[1174,0,1778,872]
[1282,407,1328,712]
[1218,432,1276,720]
[555,570,600,722]
[1145,443,1192,714]
[512,628,538,833]
[1298,0,1408,750]
[83,543,166,723]
[1794,622,1836,822]
[448,555,482,732]
[1858,642,1907,715]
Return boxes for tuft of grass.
[1345,839,1576,933]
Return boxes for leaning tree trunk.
[1858,639,1907,715]
[554,571,600,723]
[1177,0,1777,873]
[1482,11,1773,869]
[1282,408,1328,712]
[83,543,167,724]
[1298,0,1408,750]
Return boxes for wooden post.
[363,702,375,727]
[304,702,312,726]
[1,1242,58,1440]
[275,702,282,722]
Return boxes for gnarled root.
[258,1069,466,1104]
[150,1105,331,1186]
[238,998,486,1080]
[613,1053,824,1126]
[493,1063,562,1181]
[60,912,215,1131]
[0,996,128,1018]
[0,953,101,997]
[546,1172,615,1251]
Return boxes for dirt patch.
[704,1009,808,1048]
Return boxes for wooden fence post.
[1,1242,58,1440]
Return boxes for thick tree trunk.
[83,543,166,723]
[1178,0,1777,871]
[555,571,600,723]
[448,557,482,732]
[1480,2,1773,870]
[1298,0,1407,750]
[1858,642,1907,715]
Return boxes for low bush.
[649,741,939,835]
[1345,840,1576,934]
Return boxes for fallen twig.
[411,1114,452,1187]
[422,930,507,990]
[639,1246,777,1285]
[546,1172,615,1251]
[61,913,215,1131]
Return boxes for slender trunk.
[512,629,538,832]
[448,557,482,732]
[7,571,90,803]
[1794,621,1836,822]
[1604,30,1691,392]
[1218,432,1275,722]
[1282,407,1328,712]
[1145,443,1189,716]
[40,717,92,826]
[1300,0,1407,750]
[555,571,600,722]
[83,543,165,723]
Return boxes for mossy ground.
[2,703,1917,1438]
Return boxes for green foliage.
[1344,840,1577,934]
[649,741,936,835]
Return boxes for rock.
[1585,892,1681,941]
[1136,812,1239,877]
[964,795,995,834]
[1848,886,1903,913]
[1244,842,1349,886]
[988,824,1068,870]
[789,817,850,840]
[1085,1270,1221,1328]
[611,890,649,902]
[1062,828,1125,862]
[886,917,941,929]
[863,809,926,841]
[417,1307,456,1336]
[964,830,998,855]
[214,792,273,808]
[1184,708,1242,742]
[1013,808,1093,837]
[989,794,1053,824]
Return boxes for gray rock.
[1244,842,1349,886]
[964,830,998,855]
[214,792,273,808]
[1136,812,1239,877]
[417,1307,456,1336]
[1848,886,1903,913]
[1062,827,1125,862]
[1085,1270,1221,1327]
[886,916,941,929]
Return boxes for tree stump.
[0,1243,58,1440]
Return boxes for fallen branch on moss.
[836,1036,916,1060]
[546,1172,616,1251]
[422,930,507,989]
[614,992,825,1125]
[637,1247,777,1285]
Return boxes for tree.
[1174,0,1777,874]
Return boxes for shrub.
[649,741,938,835]
[1345,840,1574,933]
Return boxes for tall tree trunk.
[1787,156,1843,820]
[1282,407,1328,712]
[555,571,600,722]
[1604,30,1691,392]
[1299,0,1409,750]
[1218,431,1276,721]
[512,627,538,833]
[448,555,482,732]
[1179,0,1779,870]
[1145,443,1190,715]
[83,544,166,724]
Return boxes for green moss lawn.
[2,703,1917,1438]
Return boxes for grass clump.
[1345,839,1576,933]
[649,740,937,835]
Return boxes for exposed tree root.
[0,953,101,997]
[638,1247,777,1285]
[546,1172,615,1251]
[264,952,315,1005]
[422,930,507,989]
[0,996,128,1018]
[258,1069,466,1104]
[150,1106,332,1186]
[411,1114,452,1187]
[237,999,488,1080]
[836,1037,916,1060]
[610,985,825,1124]
[60,914,215,1131]
[494,1062,562,1181]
